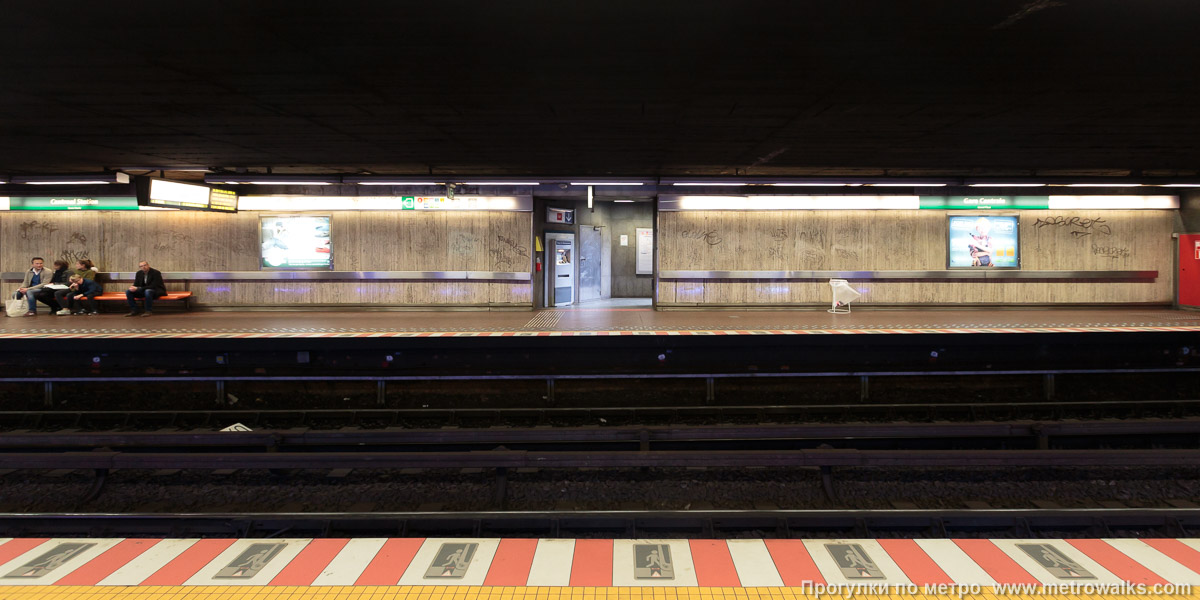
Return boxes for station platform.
[0,306,1198,340]
[0,536,1197,596]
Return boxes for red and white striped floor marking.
[312,538,388,585]
[100,539,199,586]
[726,540,784,587]
[912,539,998,586]
[989,539,1121,585]
[182,539,311,586]
[0,539,124,586]
[1,537,1199,586]
[483,538,538,586]
[802,539,913,586]
[397,538,500,585]
[355,538,424,585]
[527,539,575,586]
[269,538,349,586]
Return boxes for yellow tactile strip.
[0,588,1197,600]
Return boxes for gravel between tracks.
[0,466,1197,513]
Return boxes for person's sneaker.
[140,311,153,317]
[23,311,36,317]
[124,311,140,317]
[87,311,100,315]
[56,309,71,316]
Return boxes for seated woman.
[64,275,101,315]
[54,259,101,315]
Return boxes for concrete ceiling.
[4,1,1200,177]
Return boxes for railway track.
[0,508,1195,539]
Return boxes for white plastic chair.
[828,279,861,314]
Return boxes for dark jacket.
[50,268,71,284]
[74,278,101,298]
[133,268,167,294]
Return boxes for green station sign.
[920,195,1050,210]
[5,196,140,211]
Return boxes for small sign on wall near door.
[636,227,653,274]
[547,207,574,224]
[620,234,628,246]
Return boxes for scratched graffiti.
[834,247,860,260]
[1091,245,1131,259]
[679,229,723,246]
[149,230,253,256]
[495,234,529,257]
[58,249,92,265]
[770,228,788,242]
[451,233,477,255]
[795,229,827,247]
[18,220,58,240]
[1033,216,1112,237]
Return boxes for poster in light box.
[947,215,1019,269]
[260,216,332,269]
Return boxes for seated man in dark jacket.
[65,275,101,315]
[125,261,167,317]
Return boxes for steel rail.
[2,419,1199,448]
[1,366,1198,383]
[4,448,1200,470]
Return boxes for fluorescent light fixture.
[968,183,1046,187]
[1048,195,1179,209]
[26,180,112,185]
[1064,183,1142,187]
[871,183,948,187]
[672,182,745,186]
[12,172,131,185]
[247,181,332,186]
[613,199,636,203]
[1160,184,1200,187]
[662,195,920,210]
[462,181,540,186]
[203,174,340,185]
[570,182,643,186]
[341,175,444,185]
[770,183,851,187]
[238,195,533,211]
[355,181,439,186]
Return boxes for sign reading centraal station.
[1,196,139,211]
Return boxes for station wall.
[0,210,533,308]
[658,209,1176,305]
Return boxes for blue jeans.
[126,288,163,312]
[14,290,38,312]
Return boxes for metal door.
[579,227,603,302]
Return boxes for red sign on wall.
[1179,234,1200,307]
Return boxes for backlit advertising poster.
[260,215,332,269]
[947,215,1019,268]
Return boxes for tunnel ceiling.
[3,1,1200,177]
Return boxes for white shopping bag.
[6,297,27,317]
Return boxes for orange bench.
[95,291,193,310]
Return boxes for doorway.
[579,227,604,302]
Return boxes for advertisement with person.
[947,215,1019,268]
[260,216,332,269]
